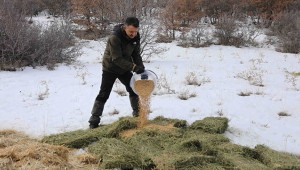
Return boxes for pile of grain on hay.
[0,130,99,169]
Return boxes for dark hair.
[125,17,139,28]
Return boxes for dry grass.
[0,130,99,169]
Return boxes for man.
[88,17,145,129]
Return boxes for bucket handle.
[145,69,158,79]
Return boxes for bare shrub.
[178,26,213,48]
[76,66,90,85]
[153,73,175,95]
[214,16,245,47]
[213,15,260,48]
[185,71,211,86]
[278,112,291,117]
[38,81,50,100]
[40,0,71,17]
[155,34,173,43]
[238,88,264,96]
[254,89,264,95]
[238,91,253,96]
[113,80,128,96]
[271,11,300,54]
[74,29,107,40]
[114,88,127,96]
[201,0,237,24]
[36,21,80,70]
[0,1,80,70]
[185,72,201,86]
[236,58,265,87]
[22,0,44,18]
[216,109,224,116]
[178,89,196,100]
[236,69,264,87]
[109,109,119,116]
[285,72,299,91]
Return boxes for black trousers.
[95,70,137,103]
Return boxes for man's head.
[124,17,139,39]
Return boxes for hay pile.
[0,130,99,169]
[3,117,298,169]
[42,116,300,169]
[42,117,139,148]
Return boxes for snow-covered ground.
[1,14,300,155]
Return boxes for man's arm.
[110,35,134,71]
[132,41,145,69]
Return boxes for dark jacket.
[102,24,144,74]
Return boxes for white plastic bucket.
[130,70,158,95]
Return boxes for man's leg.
[118,71,140,117]
[89,71,117,128]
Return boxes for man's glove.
[133,65,145,74]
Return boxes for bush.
[214,17,245,47]
[271,11,300,54]
[155,34,173,43]
[39,0,71,16]
[178,27,214,48]
[213,15,259,48]
[0,1,79,70]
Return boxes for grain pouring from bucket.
[130,70,157,127]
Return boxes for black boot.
[88,100,105,129]
[130,96,139,117]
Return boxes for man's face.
[124,25,138,39]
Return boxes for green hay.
[174,120,187,128]
[150,116,187,128]
[42,117,138,148]
[42,129,90,146]
[172,155,217,169]
[124,125,229,169]
[42,116,300,169]
[88,138,155,169]
[180,138,203,152]
[173,131,229,157]
[183,129,230,145]
[174,137,213,156]
[217,152,269,170]
[200,164,226,170]
[106,117,138,138]
[190,117,229,134]
[242,147,261,160]
[255,145,300,169]
[124,128,183,156]
[217,143,245,153]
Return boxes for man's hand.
[133,65,145,74]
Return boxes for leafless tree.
[139,19,166,62]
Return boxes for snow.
[1,15,300,155]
